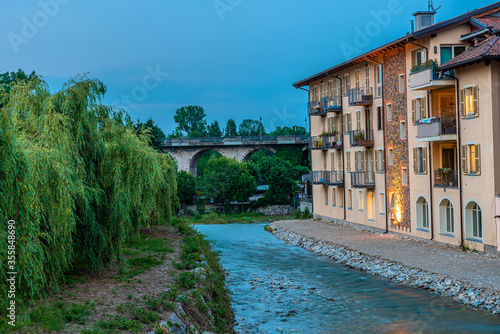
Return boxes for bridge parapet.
[164,135,310,147]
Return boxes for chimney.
[413,10,436,31]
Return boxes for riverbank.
[269,219,500,315]
[1,220,234,333]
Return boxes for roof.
[293,2,500,88]
[475,17,500,30]
[439,35,500,71]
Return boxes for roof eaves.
[439,55,500,71]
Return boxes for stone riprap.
[270,223,500,316]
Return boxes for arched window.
[439,199,454,234]
[465,201,482,239]
[416,197,429,230]
[367,191,375,221]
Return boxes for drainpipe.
[326,72,347,221]
[365,58,387,233]
[406,37,429,61]
[446,74,464,246]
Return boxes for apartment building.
[294,2,500,253]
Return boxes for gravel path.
[271,220,500,292]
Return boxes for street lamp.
[260,116,263,143]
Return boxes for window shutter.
[331,153,335,171]
[355,152,359,172]
[423,147,428,175]
[348,114,352,133]
[475,144,481,175]
[473,86,479,117]
[371,150,374,172]
[347,152,351,172]
[421,97,427,119]
[460,89,465,118]
[362,151,366,172]
[413,148,418,174]
[344,115,347,133]
[461,145,467,175]
[412,99,416,125]
[338,151,342,171]
[375,150,379,173]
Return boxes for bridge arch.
[243,147,276,162]
[189,149,223,177]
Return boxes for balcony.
[311,171,344,186]
[351,171,375,188]
[348,87,373,106]
[311,134,343,150]
[434,169,459,188]
[417,117,456,142]
[321,96,342,113]
[349,129,374,147]
[308,96,341,116]
[409,62,455,91]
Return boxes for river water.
[196,223,500,334]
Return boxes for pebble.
[271,227,500,316]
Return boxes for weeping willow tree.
[0,75,177,305]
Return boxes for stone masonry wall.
[383,46,411,232]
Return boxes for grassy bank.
[183,212,292,225]
[0,220,235,333]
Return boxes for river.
[196,223,500,334]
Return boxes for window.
[332,187,337,207]
[337,151,342,172]
[386,103,392,121]
[355,151,365,172]
[412,97,427,124]
[346,151,351,172]
[365,65,370,89]
[461,144,481,175]
[356,110,361,130]
[339,188,344,207]
[441,45,467,64]
[379,193,385,214]
[416,197,429,230]
[329,117,334,133]
[400,121,407,139]
[344,113,352,133]
[377,106,383,130]
[375,65,382,97]
[368,191,375,220]
[465,201,482,240]
[398,74,405,92]
[460,86,479,118]
[324,187,329,206]
[330,152,335,171]
[401,167,408,185]
[388,148,393,165]
[343,74,350,96]
[359,190,364,211]
[354,70,360,89]
[377,149,384,174]
[388,192,394,211]
[439,199,454,234]
[413,147,428,174]
[348,189,353,209]
[413,49,425,67]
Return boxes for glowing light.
[394,205,403,223]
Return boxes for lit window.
[461,86,479,118]
[359,190,364,211]
[348,189,352,209]
[462,144,481,175]
[339,188,344,207]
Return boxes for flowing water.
[196,223,500,334]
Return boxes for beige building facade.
[295,3,500,253]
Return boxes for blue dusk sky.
[0,0,494,134]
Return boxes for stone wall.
[383,46,411,232]
[256,205,296,216]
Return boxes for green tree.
[177,170,197,206]
[197,151,222,177]
[238,119,265,136]
[0,69,37,94]
[134,117,167,151]
[270,126,308,136]
[200,156,256,209]
[275,146,311,168]
[208,120,223,137]
[173,105,207,137]
[224,119,238,137]
[263,163,300,205]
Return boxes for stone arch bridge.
[164,135,310,176]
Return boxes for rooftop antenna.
[428,0,441,12]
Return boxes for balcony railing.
[311,134,343,150]
[434,170,459,188]
[417,117,456,141]
[164,135,310,147]
[409,63,455,90]
[308,96,341,116]
[351,171,375,188]
[311,171,344,186]
[349,129,374,147]
[348,87,373,106]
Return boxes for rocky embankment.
[270,226,500,316]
